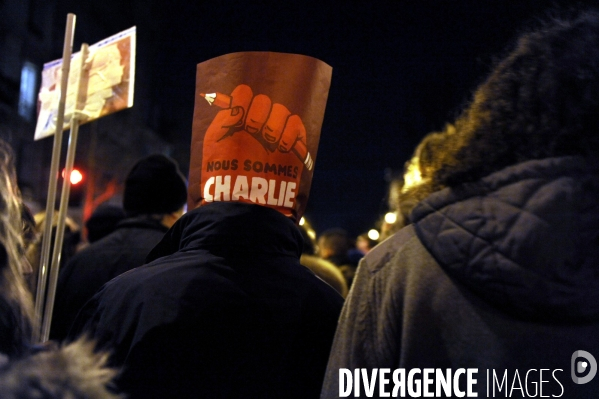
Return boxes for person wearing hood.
[50,154,187,341]
[321,10,599,398]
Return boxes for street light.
[368,229,380,241]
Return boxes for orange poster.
[189,52,332,221]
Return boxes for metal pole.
[40,43,90,342]
[33,13,76,343]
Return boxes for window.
[18,61,38,121]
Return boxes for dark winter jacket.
[322,156,599,398]
[70,202,344,399]
[51,217,168,341]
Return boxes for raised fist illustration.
[200,84,313,170]
[191,83,315,218]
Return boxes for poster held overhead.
[189,52,332,221]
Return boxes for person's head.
[403,129,451,192]
[25,211,81,299]
[32,212,80,258]
[0,139,34,355]
[317,228,351,263]
[432,10,599,190]
[356,233,376,254]
[399,126,457,223]
[123,154,188,228]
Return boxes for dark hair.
[0,139,34,357]
[318,228,351,257]
[400,126,458,222]
[434,10,599,189]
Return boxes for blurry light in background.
[62,168,84,185]
[368,229,380,241]
[384,212,397,224]
[298,216,316,240]
[70,170,83,185]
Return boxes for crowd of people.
[1,8,599,398]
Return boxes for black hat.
[123,154,187,216]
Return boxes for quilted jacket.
[322,156,599,398]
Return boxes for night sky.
[53,0,599,237]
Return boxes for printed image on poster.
[34,26,136,141]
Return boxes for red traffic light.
[61,168,84,185]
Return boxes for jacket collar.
[146,202,303,263]
[115,216,169,232]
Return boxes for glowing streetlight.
[368,229,380,241]
[384,212,397,224]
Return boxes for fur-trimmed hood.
[0,338,123,399]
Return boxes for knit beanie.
[123,154,187,216]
